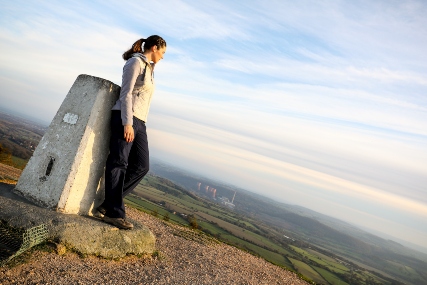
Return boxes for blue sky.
[1,0,426,249]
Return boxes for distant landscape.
[0,110,47,169]
[1,110,427,285]
[147,161,427,285]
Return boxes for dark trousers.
[101,110,149,218]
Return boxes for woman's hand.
[124,125,134,142]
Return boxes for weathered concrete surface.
[14,75,120,215]
[1,183,155,259]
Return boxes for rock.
[56,220,155,259]
[56,243,67,255]
[0,183,155,259]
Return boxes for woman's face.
[152,46,166,63]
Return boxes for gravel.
[0,207,309,285]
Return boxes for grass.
[240,240,294,269]
[385,259,424,282]
[313,266,350,285]
[125,195,189,225]
[306,248,343,264]
[290,245,350,273]
[11,156,27,170]
[289,257,327,284]
[0,161,22,183]
[293,246,389,284]
[196,211,288,251]
[135,186,228,220]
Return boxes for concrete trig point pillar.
[15,74,120,215]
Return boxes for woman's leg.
[122,117,149,197]
[103,111,133,219]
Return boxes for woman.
[98,35,167,229]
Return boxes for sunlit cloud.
[149,112,427,213]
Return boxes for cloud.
[102,0,251,41]
[148,102,427,200]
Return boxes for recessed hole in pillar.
[46,157,55,176]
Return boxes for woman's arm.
[119,58,141,127]
[118,58,141,142]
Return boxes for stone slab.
[14,75,121,215]
[0,183,155,259]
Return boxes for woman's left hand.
[124,125,134,142]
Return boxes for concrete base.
[0,183,155,259]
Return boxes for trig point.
[2,74,155,259]
[14,74,120,215]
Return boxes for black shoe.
[103,216,134,230]
[97,206,107,215]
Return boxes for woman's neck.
[143,51,152,62]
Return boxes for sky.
[1,0,426,249]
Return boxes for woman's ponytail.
[122,38,146,60]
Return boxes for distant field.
[313,266,350,285]
[289,257,327,284]
[291,245,350,273]
[385,259,424,282]
[195,211,292,254]
[125,195,189,225]
[289,245,394,284]
[11,156,27,169]
[0,162,22,184]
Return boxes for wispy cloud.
[102,0,251,41]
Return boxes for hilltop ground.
[0,203,308,285]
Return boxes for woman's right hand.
[124,125,134,142]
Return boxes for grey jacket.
[112,53,155,125]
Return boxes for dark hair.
[122,35,167,60]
